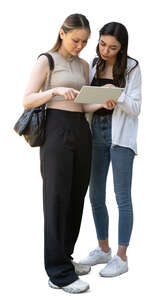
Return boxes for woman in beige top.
[23,14,112,294]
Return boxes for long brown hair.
[95,22,138,87]
[49,14,90,53]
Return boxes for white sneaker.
[99,255,128,277]
[72,261,91,275]
[79,247,112,266]
[48,279,90,294]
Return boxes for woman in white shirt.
[80,22,142,277]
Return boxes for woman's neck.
[58,46,73,60]
[106,56,117,66]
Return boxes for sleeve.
[116,64,142,117]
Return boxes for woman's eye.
[73,40,78,43]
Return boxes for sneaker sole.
[63,285,90,294]
[48,280,61,289]
[99,268,128,278]
[48,280,90,294]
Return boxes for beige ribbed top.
[41,51,87,112]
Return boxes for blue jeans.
[89,114,135,246]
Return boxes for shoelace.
[108,256,120,268]
[89,249,101,256]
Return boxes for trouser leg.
[40,133,78,287]
[89,114,112,241]
[89,142,110,240]
[111,145,135,245]
[64,122,92,258]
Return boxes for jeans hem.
[97,236,109,241]
[118,242,130,246]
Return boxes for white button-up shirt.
[88,57,142,154]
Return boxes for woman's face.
[99,35,121,61]
[60,28,90,56]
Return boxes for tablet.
[74,86,124,104]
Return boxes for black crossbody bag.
[14,53,54,147]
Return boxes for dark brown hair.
[95,22,138,87]
[49,14,90,52]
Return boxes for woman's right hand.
[53,87,79,101]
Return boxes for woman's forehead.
[100,35,120,46]
[69,29,90,39]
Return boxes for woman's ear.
[59,28,65,40]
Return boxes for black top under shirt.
[91,77,114,116]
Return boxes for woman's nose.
[77,42,83,50]
[103,48,109,55]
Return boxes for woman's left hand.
[102,99,117,110]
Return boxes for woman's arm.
[82,101,115,112]
[82,103,102,112]
[23,55,54,109]
[23,55,79,110]
[116,64,142,117]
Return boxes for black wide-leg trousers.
[40,108,92,287]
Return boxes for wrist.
[51,88,58,98]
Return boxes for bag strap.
[37,53,55,109]
[37,52,54,71]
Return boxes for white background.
[1,0,168,299]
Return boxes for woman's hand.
[53,87,79,101]
[97,84,117,109]
[102,99,118,110]
[101,84,117,109]
[102,83,116,88]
